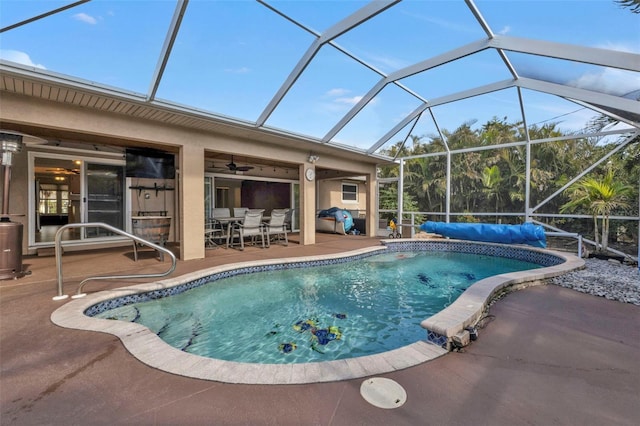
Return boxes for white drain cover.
[360,377,407,409]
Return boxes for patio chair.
[204,218,227,248]
[264,209,288,246]
[284,208,293,231]
[212,208,230,218]
[229,209,266,250]
[233,207,248,217]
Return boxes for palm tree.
[497,147,526,211]
[616,0,640,14]
[482,165,503,222]
[561,169,634,252]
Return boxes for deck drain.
[360,377,407,409]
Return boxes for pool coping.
[51,241,584,385]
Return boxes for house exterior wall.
[1,92,380,260]
[317,179,368,217]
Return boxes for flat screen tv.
[125,148,175,179]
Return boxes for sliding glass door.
[30,153,125,245]
[205,174,299,231]
[85,162,125,238]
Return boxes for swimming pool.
[93,251,543,364]
[51,240,583,384]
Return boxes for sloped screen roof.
[1,0,638,159]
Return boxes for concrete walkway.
[1,235,638,425]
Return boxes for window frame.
[341,182,358,204]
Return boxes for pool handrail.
[544,231,583,257]
[54,222,177,300]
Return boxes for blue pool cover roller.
[419,221,547,248]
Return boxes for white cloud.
[73,13,98,25]
[326,88,350,97]
[570,68,640,97]
[498,26,511,35]
[224,67,250,74]
[335,96,363,105]
[326,89,376,106]
[0,50,46,69]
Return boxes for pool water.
[96,251,541,363]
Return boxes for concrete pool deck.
[1,233,639,425]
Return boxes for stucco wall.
[317,179,367,216]
[1,92,380,259]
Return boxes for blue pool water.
[96,251,541,363]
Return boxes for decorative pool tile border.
[426,329,448,347]
[85,250,381,317]
[85,240,562,317]
[383,239,563,267]
[52,241,582,384]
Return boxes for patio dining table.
[213,216,270,248]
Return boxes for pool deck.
[1,233,639,425]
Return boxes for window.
[39,184,69,214]
[342,183,358,203]
[215,187,230,208]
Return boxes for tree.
[615,0,640,13]
[561,169,634,252]
[481,165,503,222]
[378,114,637,254]
[377,181,422,224]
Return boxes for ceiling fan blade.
[207,163,227,171]
[45,167,80,174]
[226,156,237,170]
[225,156,253,171]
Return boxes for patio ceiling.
[0,0,638,160]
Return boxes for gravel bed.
[549,258,640,306]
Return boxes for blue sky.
[1,0,638,152]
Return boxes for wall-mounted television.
[125,148,175,179]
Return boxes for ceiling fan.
[46,167,80,174]
[226,156,254,172]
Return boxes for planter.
[131,216,171,245]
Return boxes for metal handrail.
[533,219,635,261]
[54,222,176,300]
[544,231,583,258]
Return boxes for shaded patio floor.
[1,234,639,425]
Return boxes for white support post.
[398,158,404,231]
[446,152,451,223]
